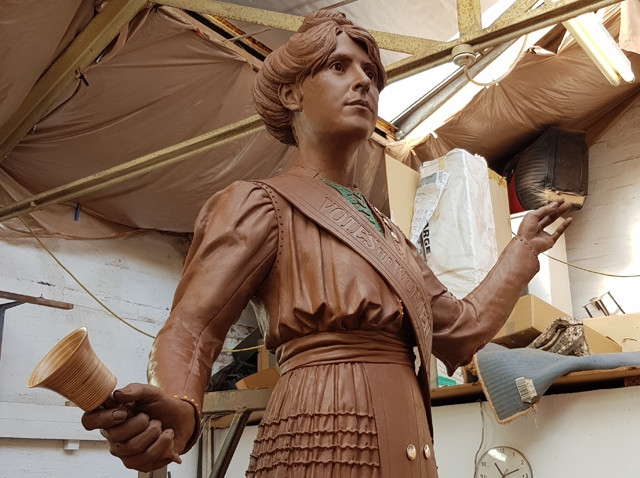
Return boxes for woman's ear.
[279,84,303,112]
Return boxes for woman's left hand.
[516,199,573,254]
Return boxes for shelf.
[431,365,640,406]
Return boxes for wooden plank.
[203,388,272,429]
[0,0,149,161]
[0,290,73,310]
[202,388,272,415]
[431,365,640,406]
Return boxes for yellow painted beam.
[0,0,624,221]
[491,0,540,29]
[0,115,264,223]
[457,0,483,35]
[156,0,441,54]
[0,0,149,162]
[386,0,623,82]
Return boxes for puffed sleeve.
[422,236,540,375]
[147,181,278,425]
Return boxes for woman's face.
[293,33,380,144]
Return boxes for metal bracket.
[0,301,25,360]
[0,290,74,364]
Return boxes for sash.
[255,173,434,397]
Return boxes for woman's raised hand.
[516,199,573,254]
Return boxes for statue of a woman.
[83,10,572,477]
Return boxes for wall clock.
[474,446,533,478]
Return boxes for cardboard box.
[235,367,280,390]
[385,154,420,237]
[384,154,510,252]
[492,294,570,348]
[492,294,624,354]
[488,169,511,255]
[257,340,277,372]
[583,325,622,353]
[584,313,640,352]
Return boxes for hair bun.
[298,10,353,33]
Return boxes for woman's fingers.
[535,200,570,228]
[550,216,573,241]
[118,428,179,472]
[81,405,130,431]
[81,383,186,472]
[102,413,153,445]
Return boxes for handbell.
[27,327,117,412]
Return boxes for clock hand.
[504,468,520,476]
[494,463,506,477]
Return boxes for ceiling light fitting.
[452,44,477,68]
[563,11,635,86]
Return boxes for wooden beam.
[0,290,73,310]
[386,0,623,82]
[0,115,264,223]
[155,0,441,55]
[457,0,483,35]
[0,0,623,220]
[0,0,149,162]
[202,388,272,415]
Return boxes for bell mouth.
[27,327,116,411]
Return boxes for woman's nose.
[352,66,371,91]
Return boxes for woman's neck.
[294,138,361,188]
[295,154,357,188]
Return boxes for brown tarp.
[1,2,638,239]
[392,6,640,172]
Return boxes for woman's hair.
[253,10,386,146]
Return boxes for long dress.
[148,165,539,477]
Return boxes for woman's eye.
[366,70,376,81]
[330,62,344,72]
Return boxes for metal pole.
[0,301,24,361]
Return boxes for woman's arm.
[428,200,572,374]
[82,181,278,471]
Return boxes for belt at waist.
[276,329,415,375]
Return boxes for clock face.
[474,446,533,478]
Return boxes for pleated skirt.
[245,361,439,477]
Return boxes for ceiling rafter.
[0,0,624,223]
[457,0,483,36]
[387,0,623,81]
[492,0,543,28]
[0,0,148,163]
[159,0,442,55]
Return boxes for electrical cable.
[544,251,640,278]
[17,215,265,352]
[18,215,156,338]
[509,228,640,278]
[474,401,487,467]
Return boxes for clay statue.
[82,10,572,477]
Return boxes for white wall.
[565,99,640,318]
[433,386,640,478]
[0,231,254,478]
